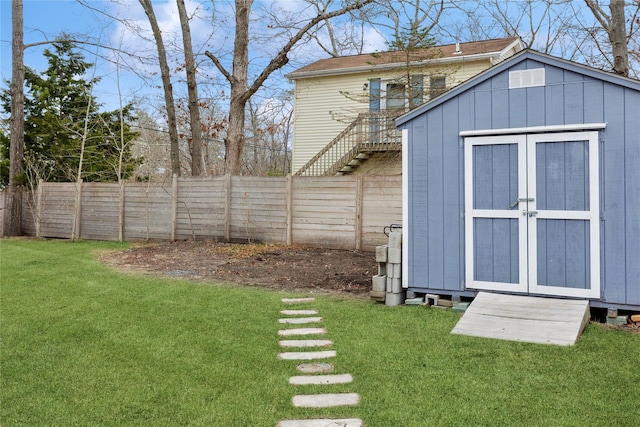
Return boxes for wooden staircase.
[294,111,402,176]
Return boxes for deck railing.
[294,111,402,176]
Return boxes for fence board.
[19,176,403,250]
[175,178,226,240]
[362,176,403,251]
[37,183,76,238]
[81,183,120,240]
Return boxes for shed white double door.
[464,131,600,298]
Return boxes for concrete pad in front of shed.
[451,292,590,346]
[278,350,336,360]
[289,373,353,385]
[292,393,360,408]
[279,339,333,348]
[278,317,322,324]
[278,419,363,427]
[278,328,326,336]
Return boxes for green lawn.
[1,238,639,426]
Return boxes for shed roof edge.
[396,49,640,127]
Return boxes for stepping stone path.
[278,328,326,336]
[279,340,333,348]
[278,350,337,360]
[277,297,362,427]
[289,374,353,386]
[278,420,362,427]
[278,317,323,324]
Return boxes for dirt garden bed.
[98,240,376,297]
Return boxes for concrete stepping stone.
[292,393,360,408]
[281,309,319,315]
[279,339,333,348]
[289,373,353,386]
[279,317,322,324]
[278,328,326,336]
[297,363,334,374]
[278,419,363,427]
[282,298,315,304]
[278,350,336,360]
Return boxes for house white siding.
[291,60,493,173]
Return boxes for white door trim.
[460,122,607,137]
[465,131,600,298]
[527,131,600,298]
[464,134,528,293]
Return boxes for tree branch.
[584,0,611,32]
[245,0,374,102]
[204,50,233,83]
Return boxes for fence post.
[171,173,178,241]
[119,180,125,241]
[224,174,231,241]
[72,179,83,240]
[35,179,43,238]
[286,174,293,245]
[356,175,363,250]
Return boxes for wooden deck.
[451,292,590,346]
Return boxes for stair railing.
[294,111,402,176]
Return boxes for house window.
[429,75,446,99]
[410,74,424,108]
[386,83,405,110]
[378,75,424,111]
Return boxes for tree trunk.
[177,0,204,176]
[205,0,373,176]
[3,0,25,237]
[585,0,630,77]
[225,0,251,175]
[609,0,629,76]
[139,0,181,176]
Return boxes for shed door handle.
[508,198,534,210]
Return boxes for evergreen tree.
[0,41,139,185]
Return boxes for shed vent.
[509,68,545,89]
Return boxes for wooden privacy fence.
[19,175,402,251]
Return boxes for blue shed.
[396,50,640,311]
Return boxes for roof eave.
[287,50,507,81]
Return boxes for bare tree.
[441,0,639,77]
[378,0,446,46]
[3,0,24,237]
[205,0,374,176]
[293,0,375,57]
[245,95,292,175]
[131,110,172,180]
[138,0,181,176]
[176,0,205,176]
[438,0,575,53]
[585,0,633,76]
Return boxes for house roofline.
[286,38,523,81]
[288,52,501,80]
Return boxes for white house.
[287,37,523,175]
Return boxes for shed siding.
[404,56,640,307]
[625,90,640,305]
[602,85,629,305]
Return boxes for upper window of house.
[429,76,446,99]
[410,74,424,109]
[386,83,406,110]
